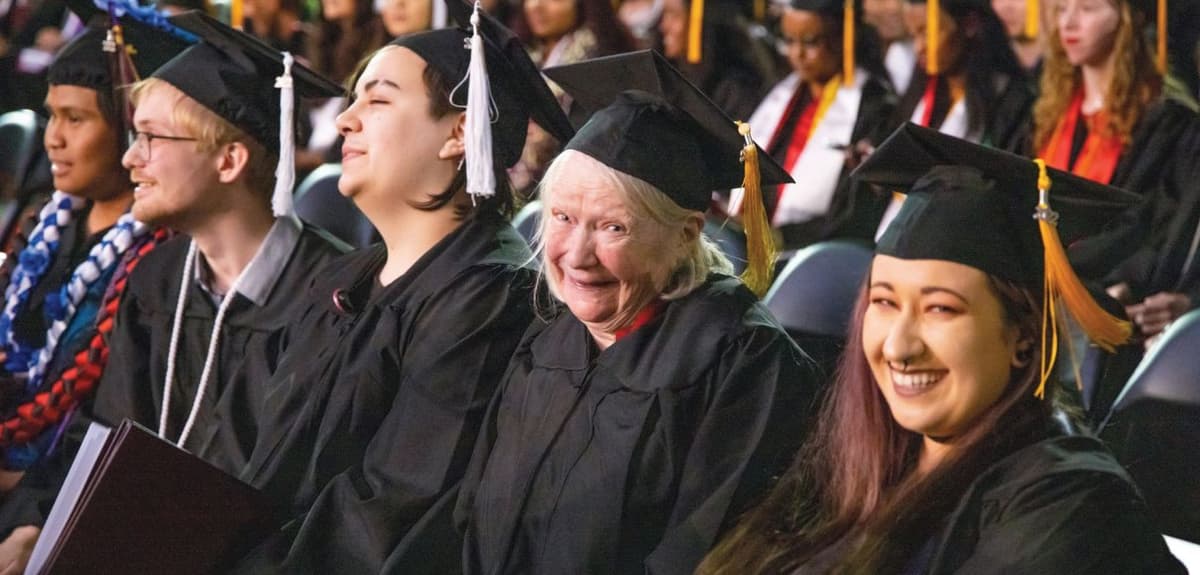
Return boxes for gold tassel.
[754,0,766,22]
[231,0,244,30]
[736,122,777,298]
[843,0,855,86]
[687,0,704,64]
[1025,0,1038,39]
[927,0,939,75]
[1156,0,1167,73]
[1032,159,1132,398]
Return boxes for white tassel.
[464,2,495,199]
[272,52,296,218]
[432,0,448,29]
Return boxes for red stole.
[1040,90,1124,184]
[614,300,666,341]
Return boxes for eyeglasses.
[130,131,198,161]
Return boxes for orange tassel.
[1025,0,1039,39]
[927,0,939,75]
[1032,159,1132,398]
[687,0,704,64]
[843,0,855,86]
[1156,0,1167,73]
[736,122,777,298]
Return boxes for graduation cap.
[48,17,188,90]
[153,10,341,217]
[853,122,1140,397]
[390,0,574,199]
[788,0,859,86]
[543,50,792,297]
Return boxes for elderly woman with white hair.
[454,53,823,575]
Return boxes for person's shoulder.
[976,434,1136,502]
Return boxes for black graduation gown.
[231,211,536,574]
[457,276,821,575]
[893,71,1036,154]
[1069,98,1200,296]
[92,224,347,474]
[923,434,1185,574]
[765,74,899,249]
[0,222,346,537]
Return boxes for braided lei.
[0,191,152,468]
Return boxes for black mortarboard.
[543,50,791,211]
[153,10,341,151]
[853,123,1139,288]
[48,15,189,90]
[854,123,1139,393]
[389,0,574,169]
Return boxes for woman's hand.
[1126,292,1192,338]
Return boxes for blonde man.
[0,14,348,573]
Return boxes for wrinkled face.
[322,0,355,21]
[991,0,1027,39]
[1055,0,1120,67]
[121,83,224,230]
[863,256,1023,442]
[864,0,909,42]
[542,156,681,334]
[904,2,966,74]
[781,9,840,84]
[44,84,127,201]
[381,0,432,37]
[659,0,688,60]
[337,46,460,207]
[524,0,578,42]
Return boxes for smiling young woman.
[698,125,1185,574]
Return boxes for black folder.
[28,419,277,575]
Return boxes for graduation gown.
[894,71,1035,153]
[457,275,821,575]
[749,71,898,249]
[1069,98,1200,296]
[231,210,536,574]
[0,220,346,537]
[92,223,347,473]
[922,434,1185,574]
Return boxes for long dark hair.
[310,0,387,83]
[512,0,637,59]
[894,0,1024,139]
[799,1,889,86]
[698,272,1055,574]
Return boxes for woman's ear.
[681,212,703,248]
[1012,336,1035,369]
[437,112,467,161]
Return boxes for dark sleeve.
[232,267,534,575]
[944,471,1186,575]
[645,324,818,575]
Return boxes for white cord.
[158,239,247,448]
